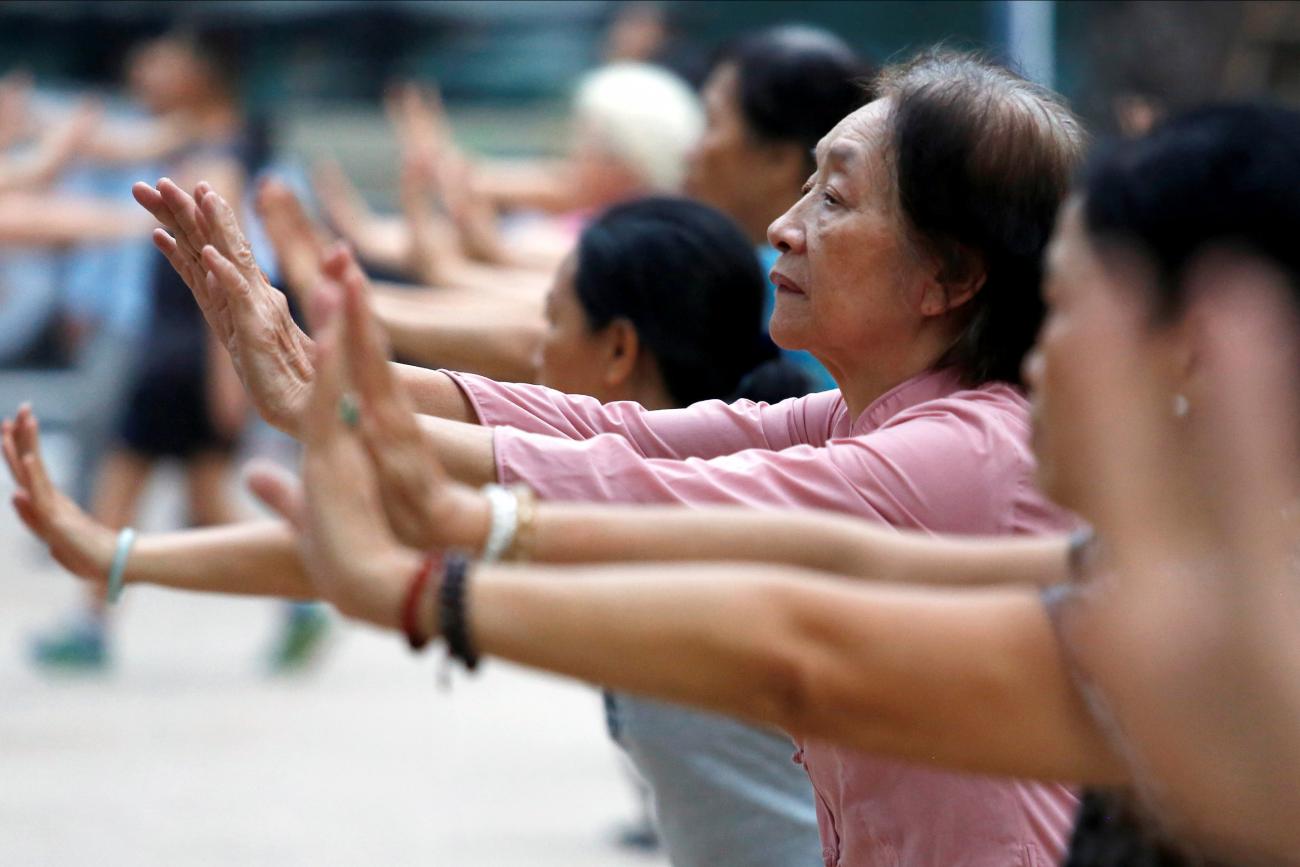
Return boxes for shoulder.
[848,383,1068,534]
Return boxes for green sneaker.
[267,603,331,673]
[30,618,109,672]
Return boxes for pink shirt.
[449,368,1078,867]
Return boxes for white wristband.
[480,483,519,563]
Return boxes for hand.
[325,244,488,550]
[2,405,115,582]
[247,283,425,632]
[254,176,330,307]
[133,178,317,434]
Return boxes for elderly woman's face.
[765,100,927,378]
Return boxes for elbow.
[739,580,856,740]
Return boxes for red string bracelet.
[401,551,441,651]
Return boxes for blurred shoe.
[611,818,661,853]
[267,602,331,673]
[29,615,108,672]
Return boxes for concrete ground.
[0,435,666,867]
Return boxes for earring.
[1172,393,1190,419]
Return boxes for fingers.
[13,410,55,507]
[244,459,306,532]
[2,415,29,489]
[132,181,177,230]
[301,284,348,447]
[157,177,208,260]
[326,246,409,420]
[198,188,261,280]
[152,228,211,306]
[202,244,254,307]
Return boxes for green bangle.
[106,527,136,605]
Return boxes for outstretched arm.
[260,290,1122,785]
[2,406,311,599]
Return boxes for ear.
[600,318,641,388]
[918,244,987,318]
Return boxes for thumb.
[244,459,306,532]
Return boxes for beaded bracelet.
[400,551,441,651]
[437,552,478,671]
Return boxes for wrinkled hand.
[247,283,423,632]
[325,244,486,550]
[2,405,115,582]
[133,178,316,434]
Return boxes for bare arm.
[0,101,99,193]
[373,292,543,381]
[128,521,310,598]
[466,563,1122,783]
[527,504,1071,587]
[0,193,152,244]
[79,116,189,165]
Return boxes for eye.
[800,181,814,196]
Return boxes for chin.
[767,311,813,352]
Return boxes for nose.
[767,202,804,254]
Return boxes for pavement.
[0,435,666,867]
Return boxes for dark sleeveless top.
[118,138,254,458]
[1045,533,1239,867]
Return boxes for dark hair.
[719,26,872,174]
[874,50,1087,387]
[574,197,813,406]
[1083,104,1300,321]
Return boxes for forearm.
[378,301,542,382]
[475,159,577,214]
[126,520,313,598]
[525,503,1068,585]
[0,195,151,244]
[416,414,497,486]
[468,562,1123,782]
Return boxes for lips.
[769,270,806,296]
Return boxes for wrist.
[438,483,492,552]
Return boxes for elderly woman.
[685,25,870,391]
[126,50,1085,865]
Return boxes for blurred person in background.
[264,24,865,412]
[313,61,703,283]
[28,26,269,671]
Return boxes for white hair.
[572,62,703,193]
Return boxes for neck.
[823,334,957,421]
[628,380,676,411]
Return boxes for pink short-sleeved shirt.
[448,368,1079,867]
